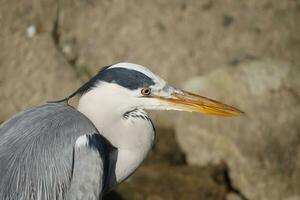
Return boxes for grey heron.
[0,63,242,200]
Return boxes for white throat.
[76,83,155,188]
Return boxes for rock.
[0,0,80,121]
[114,163,230,200]
[58,0,300,86]
[226,193,242,200]
[284,196,300,200]
[175,60,300,200]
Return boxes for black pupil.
[143,88,150,95]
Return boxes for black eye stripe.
[99,68,155,90]
[70,66,156,98]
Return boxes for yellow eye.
[141,87,151,96]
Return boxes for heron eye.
[141,87,151,96]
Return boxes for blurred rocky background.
[0,0,300,200]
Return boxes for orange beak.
[155,89,243,117]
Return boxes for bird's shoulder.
[0,102,98,138]
[0,102,109,200]
[0,102,102,165]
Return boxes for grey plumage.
[0,102,110,200]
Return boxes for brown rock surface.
[176,60,300,200]
[58,0,300,84]
[0,0,80,121]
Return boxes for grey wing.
[66,134,109,200]
[0,102,110,200]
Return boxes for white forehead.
[109,62,166,86]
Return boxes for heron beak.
[155,89,243,117]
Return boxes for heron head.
[75,62,243,117]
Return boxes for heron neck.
[77,87,155,188]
